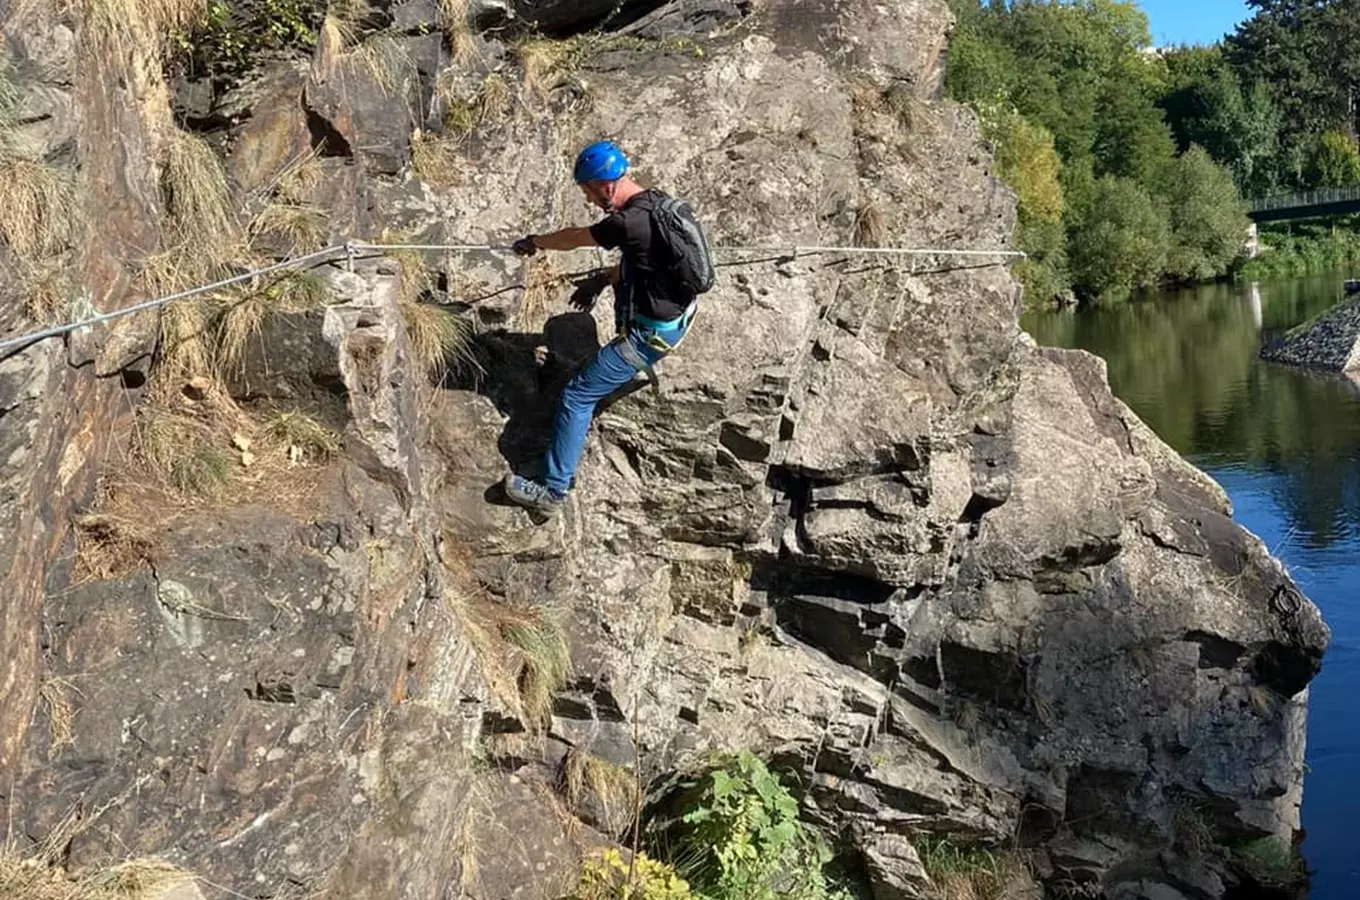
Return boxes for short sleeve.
[589,213,627,250]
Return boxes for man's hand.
[569,269,612,312]
[512,235,538,257]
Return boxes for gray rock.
[305,44,417,175]
[222,61,312,196]
[862,832,931,900]
[1260,291,1360,373]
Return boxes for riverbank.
[1240,220,1360,280]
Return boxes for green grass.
[1232,836,1307,888]
[915,838,1023,900]
[1239,221,1360,280]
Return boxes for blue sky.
[1138,0,1250,46]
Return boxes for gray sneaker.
[504,474,565,516]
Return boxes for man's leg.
[542,336,654,496]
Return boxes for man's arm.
[531,227,598,251]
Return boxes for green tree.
[1093,53,1177,185]
[1068,175,1171,299]
[1160,46,1281,194]
[985,107,1069,303]
[1226,0,1345,187]
[1309,129,1360,186]
[1163,146,1250,282]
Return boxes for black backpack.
[638,190,717,298]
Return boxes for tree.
[1067,176,1171,299]
[1309,129,1360,186]
[986,108,1069,303]
[1163,146,1250,282]
[1159,46,1281,194]
[1226,0,1345,187]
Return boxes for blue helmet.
[573,140,630,184]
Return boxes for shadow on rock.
[451,310,602,487]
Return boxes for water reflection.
[1022,274,1360,551]
[1024,271,1360,899]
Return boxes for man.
[503,140,713,516]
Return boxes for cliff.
[0,2,1329,899]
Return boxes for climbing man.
[502,140,716,516]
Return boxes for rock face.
[0,1,1330,899]
[1260,290,1360,372]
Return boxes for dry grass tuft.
[563,749,639,834]
[855,201,887,248]
[264,409,341,463]
[411,129,464,186]
[917,839,1028,900]
[479,72,512,121]
[135,408,231,500]
[155,296,217,390]
[17,261,75,325]
[162,128,236,255]
[517,38,570,96]
[360,31,417,96]
[400,298,479,381]
[438,0,477,65]
[434,70,513,140]
[443,583,541,716]
[81,0,211,65]
[216,270,329,374]
[515,255,557,331]
[38,676,83,755]
[72,512,156,583]
[505,614,572,731]
[249,200,329,254]
[0,854,192,900]
[0,156,75,259]
[316,2,413,95]
[441,549,570,730]
[97,860,196,895]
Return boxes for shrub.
[569,848,693,900]
[673,751,849,900]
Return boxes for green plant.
[570,848,693,900]
[1232,836,1306,888]
[675,751,848,900]
[186,0,323,73]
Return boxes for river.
[1023,273,1360,899]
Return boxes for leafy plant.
[570,848,693,900]
[674,752,848,900]
[186,0,324,75]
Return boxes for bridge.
[1247,186,1360,223]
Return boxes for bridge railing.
[1248,186,1360,214]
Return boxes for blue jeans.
[543,319,690,495]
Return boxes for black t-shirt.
[588,189,690,322]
